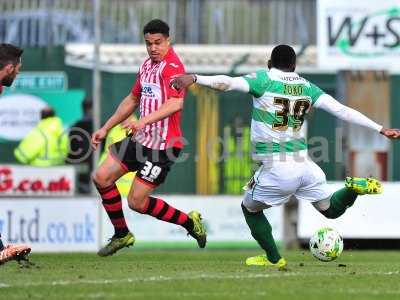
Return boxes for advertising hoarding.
[317,0,400,71]
[0,165,75,196]
[0,198,99,252]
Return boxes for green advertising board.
[7,72,68,92]
[0,72,85,164]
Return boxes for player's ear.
[166,36,171,46]
[4,64,14,74]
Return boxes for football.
[309,227,344,262]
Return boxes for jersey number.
[272,98,311,131]
[141,161,162,180]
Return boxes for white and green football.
[309,227,344,262]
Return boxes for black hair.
[41,107,55,119]
[270,44,296,71]
[0,43,23,69]
[82,98,92,113]
[143,19,169,37]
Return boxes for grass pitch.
[1,249,400,300]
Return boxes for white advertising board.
[0,165,75,196]
[0,198,100,252]
[317,0,400,71]
[102,195,284,243]
[0,94,47,141]
[298,182,400,239]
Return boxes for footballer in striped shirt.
[92,19,206,257]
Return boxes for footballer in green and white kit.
[241,67,332,209]
[171,45,400,269]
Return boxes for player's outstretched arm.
[314,94,400,139]
[172,74,250,93]
[91,93,139,149]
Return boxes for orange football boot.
[0,244,31,265]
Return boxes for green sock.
[320,188,358,219]
[241,204,281,263]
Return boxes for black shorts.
[109,136,181,187]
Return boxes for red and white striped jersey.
[131,47,186,150]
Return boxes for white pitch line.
[0,270,399,289]
[343,288,400,296]
[87,292,116,299]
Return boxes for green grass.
[1,249,400,300]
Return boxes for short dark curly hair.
[143,19,169,37]
[0,43,23,69]
[270,44,296,70]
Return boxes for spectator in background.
[67,99,93,194]
[14,106,69,166]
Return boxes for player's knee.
[127,198,137,211]
[92,169,113,188]
[127,194,147,212]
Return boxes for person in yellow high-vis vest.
[98,116,137,197]
[224,124,252,194]
[14,107,69,166]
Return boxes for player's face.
[1,62,21,87]
[144,33,170,63]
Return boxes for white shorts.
[244,156,332,208]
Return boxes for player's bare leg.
[93,154,135,256]
[128,178,207,248]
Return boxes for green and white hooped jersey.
[243,68,324,156]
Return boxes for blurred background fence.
[0,0,316,46]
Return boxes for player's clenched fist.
[380,128,400,139]
[91,128,108,149]
[171,74,196,91]
[121,119,146,135]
